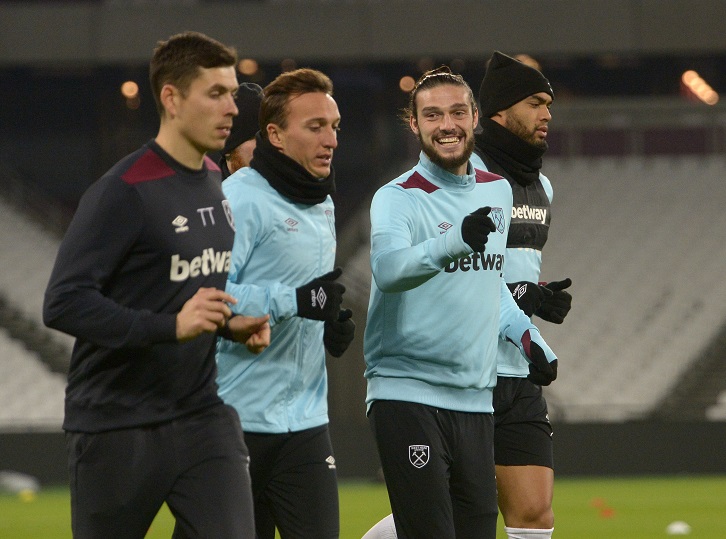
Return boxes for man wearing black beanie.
[474,51,572,539]
[219,81,263,178]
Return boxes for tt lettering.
[170,248,231,282]
[445,253,504,273]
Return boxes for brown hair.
[259,68,334,139]
[149,31,237,116]
[401,65,477,124]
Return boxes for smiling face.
[267,91,340,179]
[410,84,478,175]
[493,91,552,150]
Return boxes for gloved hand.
[324,309,356,357]
[296,268,346,322]
[520,329,558,386]
[507,281,553,317]
[535,278,573,324]
[461,206,496,252]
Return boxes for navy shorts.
[68,404,254,539]
[244,424,339,539]
[493,376,554,468]
[369,400,498,539]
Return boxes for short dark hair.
[259,68,334,139]
[149,31,237,116]
[402,65,477,124]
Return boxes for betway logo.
[513,204,547,224]
[445,253,504,273]
[170,248,231,282]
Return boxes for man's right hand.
[461,206,496,252]
[176,287,235,342]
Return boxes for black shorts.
[493,376,554,468]
[67,404,254,539]
[244,424,339,539]
[369,400,498,539]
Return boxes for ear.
[160,84,179,119]
[472,107,479,129]
[266,123,285,150]
[409,115,419,136]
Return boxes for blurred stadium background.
[1,0,726,491]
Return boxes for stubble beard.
[505,115,549,151]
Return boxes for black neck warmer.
[250,133,336,204]
[474,118,546,187]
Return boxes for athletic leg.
[448,411,498,539]
[168,405,255,539]
[494,378,554,532]
[361,513,397,539]
[67,429,168,539]
[260,425,340,539]
[369,400,455,539]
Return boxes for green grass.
[1,476,725,538]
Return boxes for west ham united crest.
[489,207,505,234]
[325,209,336,239]
[222,200,235,232]
[409,445,429,468]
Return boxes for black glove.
[526,342,558,386]
[296,268,346,322]
[507,281,553,317]
[324,309,356,357]
[535,278,573,324]
[461,206,496,252]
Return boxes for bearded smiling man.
[362,66,559,539]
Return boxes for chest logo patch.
[489,207,506,234]
[172,215,189,233]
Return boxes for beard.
[505,114,548,151]
[418,131,475,173]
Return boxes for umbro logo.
[438,222,453,234]
[311,287,327,309]
[325,455,336,469]
[172,215,189,233]
[512,282,528,300]
[285,217,299,232]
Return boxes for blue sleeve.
[498,278,557,363]
[43,180,177,347]
[223,182,297,325]
[369,186,473,293]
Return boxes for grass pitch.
[1,475,725,538]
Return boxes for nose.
[323,126,338,149]
[228,94,239,117]
[542,106,552,122]
[440,113,455,131]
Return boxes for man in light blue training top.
[363,66,559,539]
[214,68,355,539]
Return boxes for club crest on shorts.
[409,445,429,468]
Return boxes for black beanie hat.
[222,82,263,155]
[479,51,553,118]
